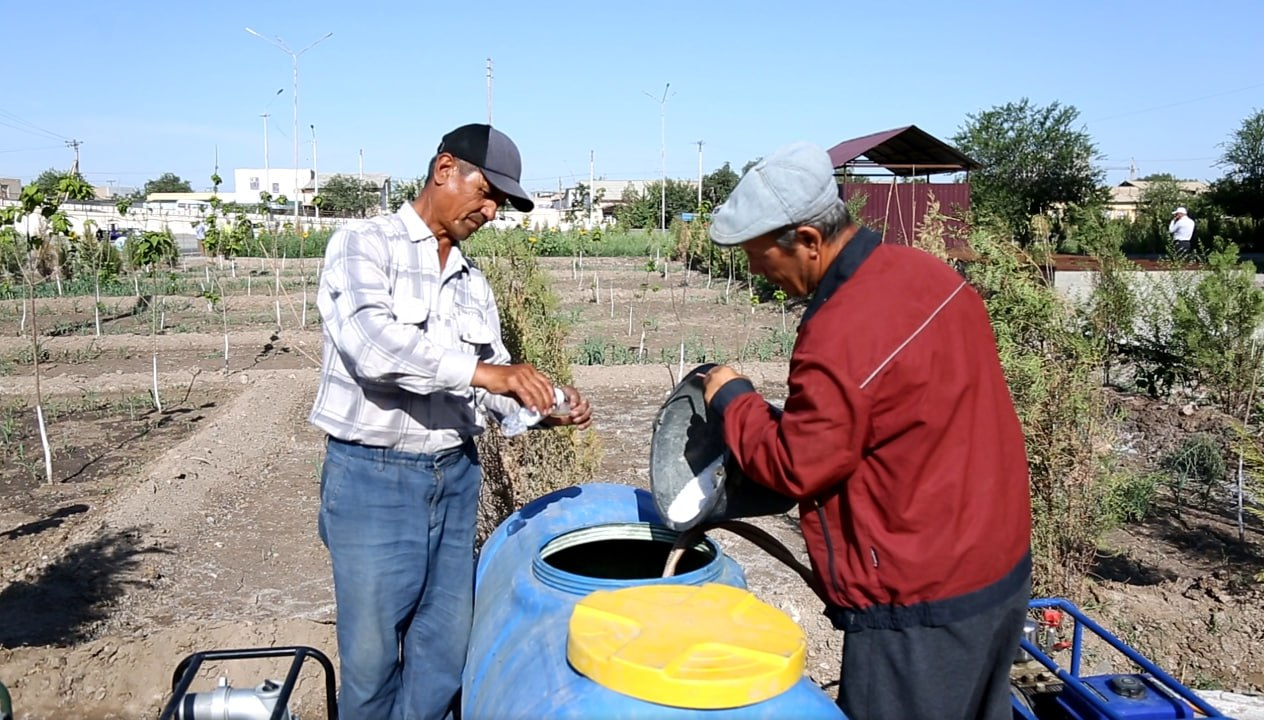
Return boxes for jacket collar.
[801,226,882,326]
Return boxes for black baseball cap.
[436,124,534,212]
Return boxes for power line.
[0,145,64,154]
[0,108,68,141]
[1090,82,1264,124]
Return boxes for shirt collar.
[399,201,434,243]
[397,200,470,274]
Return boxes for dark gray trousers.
[836,573,1031,720]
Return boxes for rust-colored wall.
[841,182,972,249]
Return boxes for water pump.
[157,646,337,720]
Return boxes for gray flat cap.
[709,141,840,246]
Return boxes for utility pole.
[695,140,704,208]
[65,139,82,172]
[311,124,320,223]
[588,150,595,226]
[642,83,672,230]
[486,58,494,125]
[359,149,365,216]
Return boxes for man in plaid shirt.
[311,123,592,720]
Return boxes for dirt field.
[0,256,1260,718]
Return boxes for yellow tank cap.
[567,583,806,709]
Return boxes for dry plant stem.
[180,369,203,405]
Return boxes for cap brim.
[484,168,533,212]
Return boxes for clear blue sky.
[2,0,1261,195]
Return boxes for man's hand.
[702,365,745,405]
[472,362,555,414]
[542,385,593,430]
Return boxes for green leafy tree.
[1210,108,1264,220]
[32,168,88,200]
[1170,241,1264,417]
[131,227,178,411]
[389,177,424,213]
[1136,178,1202,252]
[143,172,194,195]
[701,162,740,210]
[317,174,377,217]
[0,167,95,484]
[954,98,1106,241]
[615,179,698,229]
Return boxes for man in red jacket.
[702,141,1032,720]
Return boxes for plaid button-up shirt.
[310,202,519,453]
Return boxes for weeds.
[474,232,603,542]
[1161,433,1227,513]
[967,231,1115,599]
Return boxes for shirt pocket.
[456,305,496,360]
[392,296,429,327]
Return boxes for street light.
[260,88,283,209]
[643,82,672,230]
[694,140,704,209]
[245,27,332,229]
[310,124,319,224]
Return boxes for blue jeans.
[319,436,481,720]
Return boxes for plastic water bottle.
[501,387,569,438]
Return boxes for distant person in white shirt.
[1168,207,1195,253]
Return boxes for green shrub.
[1102,470,1162,524]
[1170,241,1264,417]
[1161,433,1227,512]
[966,231,1116,599]
[471,232,602,542]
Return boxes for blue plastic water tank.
[462,482,845,719]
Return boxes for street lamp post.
[245,27,332,230]
[310,124,319,224]
[260,88,283,218]
[643,83,672,230]
[246,27,331,329]
[695,140,704,209]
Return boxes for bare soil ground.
[0,256,1259,718]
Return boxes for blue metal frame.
[1019,598,1224,719]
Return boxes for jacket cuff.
[710,378,756,419]
[437,350,478,392]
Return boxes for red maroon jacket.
[712,229,1032,630]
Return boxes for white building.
[231,167,314,206]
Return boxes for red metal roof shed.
[826,126,978,248]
